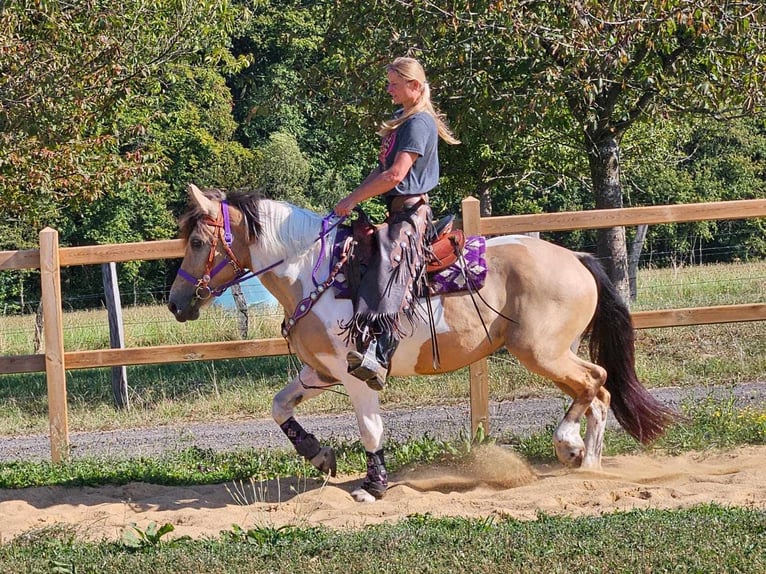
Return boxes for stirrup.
[346,350,388,391]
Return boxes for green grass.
[1,395,762,490]
[0,505,762,573]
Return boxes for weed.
[121,522,189,549]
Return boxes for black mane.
[180,187,263,241]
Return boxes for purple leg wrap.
[280,417,321,460]
[362,449,388,499]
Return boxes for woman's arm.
[334,151,418,216]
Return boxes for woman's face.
[386,70,421,109]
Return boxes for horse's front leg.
[344,378,387,503]
[272,365,338,477]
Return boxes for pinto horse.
[167,184,677,502]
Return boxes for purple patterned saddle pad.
[331,229,487,298]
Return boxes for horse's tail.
[577,253,678,444]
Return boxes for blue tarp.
[213,277,278,309]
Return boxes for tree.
[0,0,245,234]
[322,0,766,300]
[227,0,365,210]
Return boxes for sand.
[1,445,763,542]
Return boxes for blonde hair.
[377,57,460,145]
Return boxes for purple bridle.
[176,201,283,300]
[176,200,345,304]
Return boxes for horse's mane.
[179,187,263,240]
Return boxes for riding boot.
[368,329,399,391]
[346,338,385,386]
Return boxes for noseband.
[176,201,281,300]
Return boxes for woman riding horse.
[168,185,677,502]
[334,57,460,393]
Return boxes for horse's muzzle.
[167,300,199,322]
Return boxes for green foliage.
[0,506,763,573]
[628,117,766,263]
[121,522,186,549]
[2,0,766,313]
[0,0,246,229]
[253,132,312,207]
[228,0,365,211]
[322,1,766,201]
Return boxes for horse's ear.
[187,183,219,218]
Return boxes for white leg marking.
[351,488,378,503]
[582,398,608,469]
[343,375,384,452]
[553,415,585,468]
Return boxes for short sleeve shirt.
[378,111,439,197]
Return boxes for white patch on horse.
[486,235,529,247]
[390,296,448,374]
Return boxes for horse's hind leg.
[582,386,610,468]
[272,365,338,476]
[515,349,608,469]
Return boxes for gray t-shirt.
[378,111,439,197]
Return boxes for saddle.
[349,209,465,275]
[332,210,486,300]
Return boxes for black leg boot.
[361,449,388,499]
[279,417,337,476]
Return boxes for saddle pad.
[331,230,487,298]
[429,235,487,295]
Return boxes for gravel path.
[1,382,764,463]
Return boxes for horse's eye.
[190,238,204,249]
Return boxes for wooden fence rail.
[0,198,765,461]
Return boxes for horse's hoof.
[351,481,386,503]
[351,488,377,503]
[555,445,584,468]
[310,446,337,477]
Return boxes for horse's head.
[167,183,254,322]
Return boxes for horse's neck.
[253,200,329,309]
[256,200,324,262]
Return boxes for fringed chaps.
[341,196,432,352]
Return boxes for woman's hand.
[334,195,357,217]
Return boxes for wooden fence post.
[39,227,69,463]
[461,196,490,438]
[102,262,129,409]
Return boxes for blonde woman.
[336,57,459,395]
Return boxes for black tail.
[578,254,678,443]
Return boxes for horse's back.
[485,235,596,301]
[393,234,598,375]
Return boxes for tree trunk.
[587,132,631,304]
[478,181,492,217]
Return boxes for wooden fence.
[1,198,765,462]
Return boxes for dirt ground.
[1,444,763,542]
